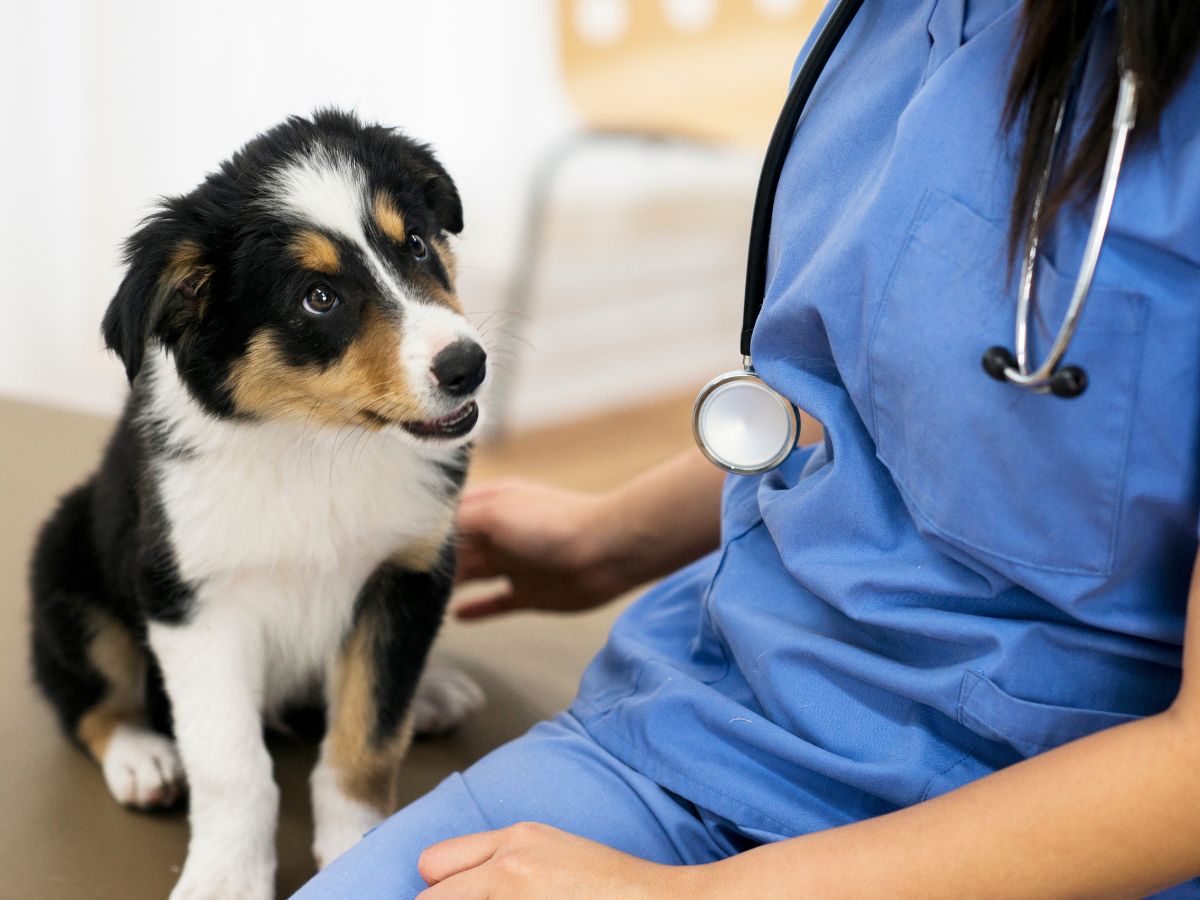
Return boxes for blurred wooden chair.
[561,0,823,147]
[488,0,823,436]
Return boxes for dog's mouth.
[364,401,479,440]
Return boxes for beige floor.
[0,393,701,899]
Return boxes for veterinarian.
[299,0,1200,896]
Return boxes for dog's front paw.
[310,762,384,870]
[169,855,273,900]
[411,664,485,736]
[102,724,186,809]
[312,802,382,870]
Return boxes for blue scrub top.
[572,0,1200,857]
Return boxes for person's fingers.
[418,828,506,886]
[452,589,517,620]
[457,480,518,517]
[457,482,510,526]
[456,499,495,534]
[416,865,489,899]
[454,544,496,584]
[460,479,517,502]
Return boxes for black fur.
[356,549,457,745]
[30,403,178,736]
[30,485,114,735]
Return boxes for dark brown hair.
[1005,1,1200,262]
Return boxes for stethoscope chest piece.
[692,366,798,475]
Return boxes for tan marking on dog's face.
[291,230,341,274]
[431,236,455,281]
[226,304,422,427]
[325,613,414,812]
[374,194,461,312]
[373,191,407,243]
[76,613,145,762]
[427,237,463,312]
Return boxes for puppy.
[30,110,486,899]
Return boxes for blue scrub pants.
[294,713,751,898]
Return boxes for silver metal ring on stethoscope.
[692,358,799,476]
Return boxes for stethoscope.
[693,0,1139,475]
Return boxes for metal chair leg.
[483,128,719,442]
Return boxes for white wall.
[0,0,757,430]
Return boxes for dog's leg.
[30,484,184,809]
[77,611,185,809]
[311,554,466,869]
[310,603,412,871]
[150,607,276,900]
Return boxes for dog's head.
[103,109,485,445]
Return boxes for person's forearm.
[592,447,725,589]
[701,706,1200,899]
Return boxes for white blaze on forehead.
[269,147,367,242]
[266,146,406,301]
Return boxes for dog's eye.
[408,232,428,261]
[302,284,339,316]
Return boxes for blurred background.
[0,0,820,433]
[0,1,823,896]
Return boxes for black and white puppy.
[30,109,486,899]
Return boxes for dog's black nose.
[430,340,487,396]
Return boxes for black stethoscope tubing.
[740,0,866,357]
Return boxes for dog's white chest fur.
[143,354,458,709]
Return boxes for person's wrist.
[659,858,745,899]
[572,489,646,600]
[689,853,771,899]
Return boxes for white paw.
[169,861,273,900]
[310,761,384,870]
[410,664,485,736]
[102,724,186,809]
[312,808,381,871]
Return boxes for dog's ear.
[102,213,214,383]
[421,163,463,236]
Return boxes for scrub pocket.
[957,669,1138,757]
[867,190,1145,576]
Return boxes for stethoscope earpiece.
[1049,365,1088,398]
[981,346,1018,382]
[981,346,1088,398]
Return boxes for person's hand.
[453,451,725,620]
[416,822,703,899]
[452,480,635,620]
